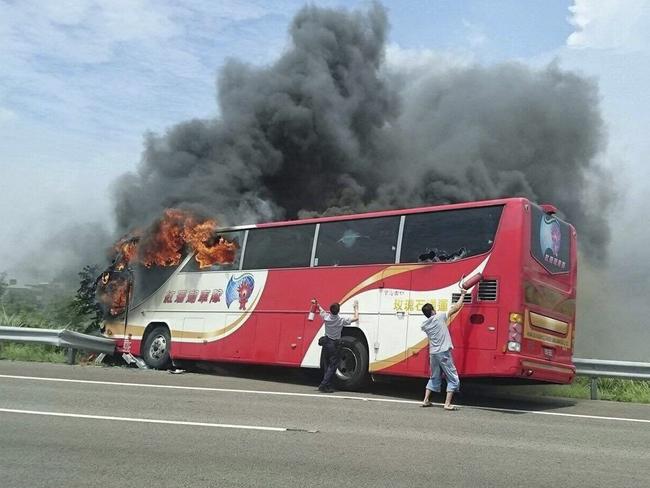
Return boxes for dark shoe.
[318,385,334,393]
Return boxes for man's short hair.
[330,303,340,315]
[421,303,435,318]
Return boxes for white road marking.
[0,407,307,432]
[1,373,649,424]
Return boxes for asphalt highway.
[1,360,649,488]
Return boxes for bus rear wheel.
[334,336,369,391]
[142,325,171,369]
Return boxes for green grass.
[0,343,66,363]
[0,305,67,362]
[530,377,650,403]
[0,306,65,329]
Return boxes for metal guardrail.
[1,329,646,398]
[574,358,650,380]
[573,357,650,399]
[0,326,116,357]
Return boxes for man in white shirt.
[312,299,359,393]
[420,287,467,410]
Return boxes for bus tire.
[142,325,171,369]
[334,336,369,391]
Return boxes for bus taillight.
[507,312,523,352]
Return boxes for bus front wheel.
[142,325,172,369]
[334,336,369,391]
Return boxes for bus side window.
[315,216,400,266]
[180,230,244,272]
[400,206,503,263]
[243,224,315,270]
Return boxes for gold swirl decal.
[339,264,423,304]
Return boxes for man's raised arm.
[448,288,467,315]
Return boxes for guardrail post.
[66,347,77,365]
[589,376,598,400]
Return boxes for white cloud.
[462,19,488,48]
[385,44,474,77]
[567,0,650,51]
[0,0,293,279]
[0,107,16,123]
[0,0,290,147]
[0,1,179,65]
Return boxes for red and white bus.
[102,197,577,389]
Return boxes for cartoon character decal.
[540,214,561,258]
[226,274,255,310]
[531,205,570,273]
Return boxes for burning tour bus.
[99,198,577,390]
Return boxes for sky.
[1,0,649,358]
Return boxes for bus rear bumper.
[497,354,575,384]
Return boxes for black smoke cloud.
[114,3,613,260]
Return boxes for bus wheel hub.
[337,347,358,380]
[150,336,167,360]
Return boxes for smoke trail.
[114,3,613,260]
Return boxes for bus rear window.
[400,206,503,263]
[530,205,571,274]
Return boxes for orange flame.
[140,209,187,268]
[99,208,238,317]
[109,208,238,270]
[112,236,140,271]
[185,220,238,269]
[137,209,238,269]
[96,272,130,316]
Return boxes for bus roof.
[216,197,533,233]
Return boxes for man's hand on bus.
[448,288,467,315]
[313,298,328,317]
[352,300,360,323]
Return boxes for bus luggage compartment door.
[371,270,411,375]
[179,317,207,359]
[460,305,498,351]
[275,313,305,365]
